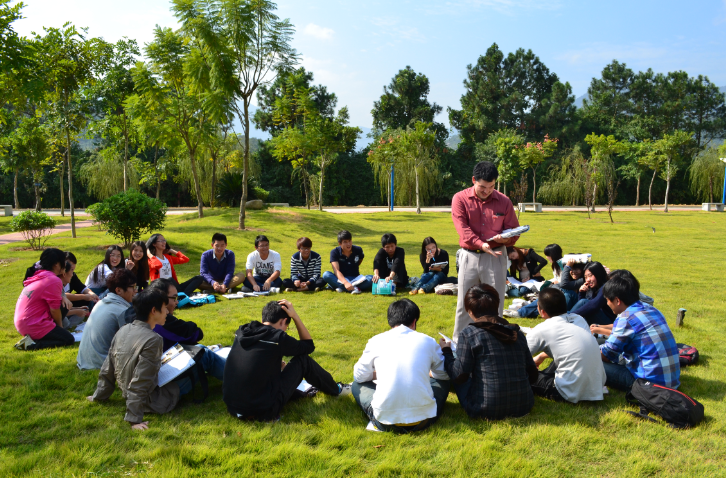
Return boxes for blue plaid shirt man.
[600,301,680,389]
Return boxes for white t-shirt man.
[353,326,449,425]
[245,250,282,277]
[526,313,606,403]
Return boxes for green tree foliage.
[10,210,56,250]
[371,66,447,143]
[585,134,626,222]
[689,146,726,203]
[87,189,167,246]
[80,147,140,201]
[516,135,558,203]
[647,131,695,212]
[2,116,51,210]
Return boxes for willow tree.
[689,146,725,203]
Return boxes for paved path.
[321,205,706,214]
[0,220,95,246]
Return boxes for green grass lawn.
[0,215,72,235]
[1,207,725,477]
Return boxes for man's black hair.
[337,230,352,243]
[149,278,176,295]
[387,299,420,328]
[255,235,269,248]
[65,251,78,264]
[603,270,640,306]
[261,301,290,325]
[381,233,397,247]
[38,248,67,271]
[473,161,498,182]
[132,288,169,322]
[107,269,137,294]
[538,288,568,317]
[212,232,227,244]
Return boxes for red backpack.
[677,343,699,366]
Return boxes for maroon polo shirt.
[451,187,520,250]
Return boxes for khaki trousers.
[453,247,508,342]
[198,272,245,292]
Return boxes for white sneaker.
[14,335,35,350]
[338,383,352,397]
[335,288,345,293]
[502,309,520,318]
[285,288,295,292]
[351,287,362,295]
[270,287,280,294]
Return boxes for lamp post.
[721,158,726,205]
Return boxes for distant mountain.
[446,133,461,149]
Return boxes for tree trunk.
[318,157,326,212]
[503,182,507,196]
[154,143,160,200]
[532,167,537,203]
[59,154,65,216]
[123,112,129,192]
[211,150,217,208]
[635,175,641,207]
[66,128,76,238]
[648,169,656,210]
[13,170,20,210]
[708,177,713,204]
[497,180,500,192]
[664,172,670,213]
[34,177,41,212]
[415,166,421,214]
[188,146,204,218]
[239,99,250,229]
[591,184,597,212]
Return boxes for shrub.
[10,211,57,250]
[85,202,109,231]
[252,186,270,202]
[87,189,167,246]
[216,171,270,206]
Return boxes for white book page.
[158,350,194,387]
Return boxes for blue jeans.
[176,346,227,395]
[508,286,533,298]
[518,299,540,318]
[413,271,447,293]
[570,299,610,325]
[352,378,450,433]
[322,271,372,291]
[562,289,579,310]
[602,361,636,392]
[453,377,473,411]
[242,275,283,291]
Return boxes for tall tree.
[173,0,298,229]
[581,61,634,139]
[689,146,725,203]
[585,134,626,222]
[648,130,695,212]
[517,135,558,203]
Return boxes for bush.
[252,186,270,202]
[87,189,167,246]
[216,171,270,206]
[10,211,57,250]
[85,202,108,231]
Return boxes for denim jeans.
[570,299,610,325]
[602,361,636,392]
[508,286,533,298]
[321,271,372,291]
[517,299,540,318]
[242,275,283,291]
[352,378,450,433]
[176,345,227,395]
[562,289,579,310]
[413,271,447,293]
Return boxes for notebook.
[158,344,195,387]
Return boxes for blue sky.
[12,0,726,139]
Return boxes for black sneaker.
[337,382,352,397]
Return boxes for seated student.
[147,233,204,296]
[77,269,138,370]
[600,271,680,392]
[125,241,150,291]
[85,245,126,295]
[410,237,450,295]
[543,244,563,285]
[88,288,225,430]
[199,233,243,293]
[243,235,283,292]
[526,288,606,403]
[322,230,372,294]
[559,259,586,310]
[14,248,75,351]
[440,284,537,420]
[570,262,616,326]
[62,252,99,309]
[352,299,450,433]
[223,300,350,421]
[58,261,90,327]
[145,278,204,351]
[283,237,325,292]
[372,233,409,290]
[507,246,548,282]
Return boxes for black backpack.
[625,378,704,429]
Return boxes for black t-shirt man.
[373,247,409,285]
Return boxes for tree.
[88,189,167,247]
[585,134,626,223]
[10,210,55,250]
[581,61,634,139]
[371,66,447,143]
[491,129,525,195]
[689,146,725,203]
[130,27,212,217]
[617,141,649,206]
[35,23,111,237]
[517,135,558,203]
[3,116,50,210]
[172,0,298,229]
[648,130,694,212]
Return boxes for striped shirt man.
[290,251,322,282]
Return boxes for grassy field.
[0,207,724,477]
[0,216,72,235]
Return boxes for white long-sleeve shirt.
[353,325,449,425]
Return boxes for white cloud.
[370,17,426,43]
[303,23,335,40]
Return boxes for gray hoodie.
[77,293,132,370]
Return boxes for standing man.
[452,161,520,341]
[199,233,243,293]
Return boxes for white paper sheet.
[158,346,195,387]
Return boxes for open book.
[507,277,545,291]
[158,344,195,387]
[487,225,529,241]
[430,261,448,268]
[222,291,270,299]
[350,275,370,286]
[439,333,457,352]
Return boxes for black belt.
[464,246,504,254]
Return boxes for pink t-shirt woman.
[14,270,63,339]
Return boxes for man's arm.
[429,340,449,380]
[199,252,215,284]
[90,340,117,402]
[50,308,62,327]
[497,199,521,247]
[123,339,162,425]
[451,194,484,250]
[353,340,376,383]
[600,318,633,363]
[331,261,351,290]
[223,252,236,287]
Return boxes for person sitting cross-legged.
[322,230,372,294]
[87,288,225,430]
[440,283,538,420]
[526,288,606,403]
[599,270,680,392]
[77,269,138,370]
[199,233,244,294]
[352,299,450,433]
[372,233,409,290]
[282,237,325,292]
[242,235,283,292]
[223,300,351,422]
